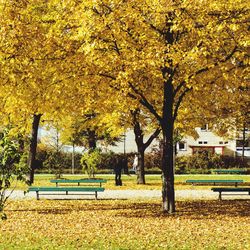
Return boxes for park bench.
[186,179,243,187]
[27,186,105,200]
[213,169,247,174]
[50,178,107,187]
[211,187,250,200]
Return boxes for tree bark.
[242,122,246,161]
[161,70,175,214]
[27,114,42,185]
[132,109,161,184]
[137,147,146,184]
[87,129,97,149]
[132,110,146,184]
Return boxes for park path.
[6,189,222,200]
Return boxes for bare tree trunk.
[161,70,175,214]
[242,123,246,162]
[27,114,42,185]
[132,110,160,184]
[72,143,75,174]
[87,129,97,149]
[137,147,145,184]
[132,110,146,184]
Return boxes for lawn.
[12,174,250,191]
[0,199,249,250]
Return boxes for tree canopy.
[0,0,248,213]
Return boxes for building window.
[203,141,208,144]
[219,141,223,144]
[201,124,209,131]
[198,141,203,144]
[178,141,187,151]
[224,141,228,144]
[236,140,249,147]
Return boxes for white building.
[177,125,250,158]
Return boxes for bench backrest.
[50,179,107,184]
[28,186,105,192]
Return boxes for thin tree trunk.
[137,148,145,184]
[132,109,161,184]
[72,143,75,174]
[132,109,146,184]
[242,123,246,161]
[27,114,42,185]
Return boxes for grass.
[11,173,250,191]
[1,199,250,249]
[2,174,250,249]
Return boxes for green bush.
[80,149,102,177]
[36,148,82,175]
[0,129,27,219]
[175,152,248,174]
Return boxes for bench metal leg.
[95,191,98,200]
[218,191,222,200]
[36,191,40,200]
[66,191,68,195]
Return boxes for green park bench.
[211,187,250,200]
[50,178,107,187]
[213,169,247,174]
[186,179,243,187]
[27,186,105,200]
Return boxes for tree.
[0,0,90,183]
[67,0,248,213]
[131,109,160,184]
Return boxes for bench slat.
[211,187,250,200]
[50,179,107,183]
[213,169,247,174]
[50,179,107,187]
[186,180,243,187]
[27,186,105,200]
[28,187,105,192]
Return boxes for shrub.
[0,130,27,219]
[80,149,102,177]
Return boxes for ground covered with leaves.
[0,199,249,249]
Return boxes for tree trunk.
[242,123,246,161]
[161,72,175,214]
[161,130,175,213]
[87,129,97,149]
[132,109,161,184]
[132,110,146,184]
[137,147,145,184]
[72,143,75,174]
[27,114,42,185]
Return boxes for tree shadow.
[6,199,250,218]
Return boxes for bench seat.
[27,186,105,200]
[50,179,107,187]
[186,179,243,187]
[213,169,247,174]
[211,187,250,200]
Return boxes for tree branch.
[144,127,161,149]
[128,82,162,123]
[173,86,192,121]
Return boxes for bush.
[175,152,248,174]
[80,149,102,177]
[0,129,27,219]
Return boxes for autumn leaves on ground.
[1,199,250,250]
